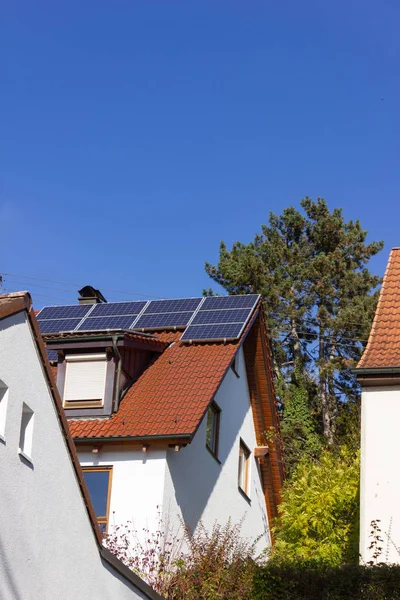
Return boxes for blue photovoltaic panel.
[88,301,147,317]
[181,323,244,341]
[46,349,58,362]
[180,294,260,341]
[199,295,259,311]
[142,298,202,314]
[38,319,82,333]
[191,308,252,326]
[77,316,136,331]
[134,311,193,329]
[37,305,92,320]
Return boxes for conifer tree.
[205,198,383,445]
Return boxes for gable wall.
[163,346,271,552]
[360,385,400,564]
[0,311,157,600]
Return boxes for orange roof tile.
[358,248,400,369]
[68,330,241,440]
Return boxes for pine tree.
[205,198,383,446]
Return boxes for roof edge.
[100,547,164,600]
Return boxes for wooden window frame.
[205,401,221,460]
[238,439,251,497]
[82,466,113,534]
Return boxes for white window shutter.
[64,354,107,402]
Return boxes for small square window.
[206,402,220,458]
[19,403,34,461]
[82,467,113,534]
[238,440,251,496]
[0,381,9,441]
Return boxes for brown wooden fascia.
[243,311,284,541]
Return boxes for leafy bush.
[105,514,260,599]
[272,447,360,565]
[253,562,400,600]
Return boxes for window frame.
[238,439,251,497]
[63,353,108,410]
[82,466,113,534]
[0,380,9,442]
[19,403,35,463]
[205,401,221,460]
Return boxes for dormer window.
[63,354,107,409]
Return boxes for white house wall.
[163,346,271,553]
[360,385,400,564]
[79,446,167,538]
[0,311,156,600]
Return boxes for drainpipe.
[112,335,122,413]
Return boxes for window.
[238,440,251,496]
[63,354,107,409]
[19,403,34,461]
[82,467,112,534]
[206,402,220,458]
[0,380,8,441]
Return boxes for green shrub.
[272,447,360,565]
[253,562,400,600]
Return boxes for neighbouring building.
[37,289,284,552]
[0,292,162,600]
[357,248,400,564]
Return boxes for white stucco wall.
[79,446,167,539]
[0,311,157,600]
[163,346,271,554]
[360,385,400,564]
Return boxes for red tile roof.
[69,329,242,440]
[358,248,400,370]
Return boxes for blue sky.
[1,0,399,308]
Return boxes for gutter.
[112,335,122,413]
[353,367,400,376]
[73,433,192,444]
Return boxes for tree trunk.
[319,332,333,444]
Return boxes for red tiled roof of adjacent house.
[358,248,400,370]
[69,327,245,440]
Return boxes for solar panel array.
[37,294,261,342]
[76,301,147,331]
[134,298,202,330]
[180,295,260,342]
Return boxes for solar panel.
[77,316,136,331]
[181,323,244,341]
[180,294,260,342]
[199,295,260,310]
[88,301,147,317]
[46,349,58,362]
[142,298,202,314]
[38,319,82,334]
[37,305,92,320]
[191,308,252,326]
[134,311,193,330]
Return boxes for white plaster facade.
[360,385,400,564]
[79,347,271,553]
[0,308,161,600]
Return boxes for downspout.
[112,335,122,413]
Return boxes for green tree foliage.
[271,447,360,565]
[205,198,383,446]
[278,372,322,476]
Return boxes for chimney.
[78,286,107,305]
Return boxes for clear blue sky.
[1,1,399,308]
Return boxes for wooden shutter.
[64,354,107,404]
